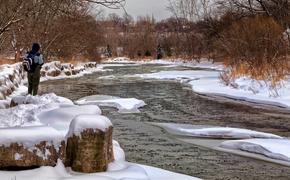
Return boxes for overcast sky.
[105,0,171,21]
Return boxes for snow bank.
[154,123,282,139]
[76,95,146,113]
[190,77,290,108]
[105,58,224,71]
[220,139,290,162]
[0,93,73,128]
[11,93,73,106]
[140,58,224,70]
[67,115,112,137]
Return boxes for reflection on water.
[41,63,290,179]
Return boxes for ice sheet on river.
[76,95,146,114]
[220,139,290,162]
[132,70,219,83]
[153,123,282,139]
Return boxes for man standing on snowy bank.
[24,43,44,96]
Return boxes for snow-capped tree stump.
[65,115,114,173]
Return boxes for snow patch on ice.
[132,70,219,83]
[106,57,135,63]
[220,139,290,162]
[154,123,282,139]
[76,95,146,114]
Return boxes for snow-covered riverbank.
[3,58,290,109]
[0,61,118,109]
[114,58,290,109]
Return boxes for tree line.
[166,0,290,87]
[1,0,290,87]
[0,0,124,62]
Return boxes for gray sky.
[105,0,171,21]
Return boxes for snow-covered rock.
[0,126,65,168]
[76,95,146,113]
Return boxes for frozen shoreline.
[3,57,290,110]
[116,59,290,109]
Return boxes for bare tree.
[216,0,290,27]
[77,0,125,9]
[167,0,212,22]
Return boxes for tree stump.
[65,115,114,173]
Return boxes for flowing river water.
[40,63,290,180]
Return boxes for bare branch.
[78,0,126,9]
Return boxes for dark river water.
[40,64,290,180]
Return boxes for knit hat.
[31,43,40,53]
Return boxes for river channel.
[41,63,290,180]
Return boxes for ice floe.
[76,95,146,113]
